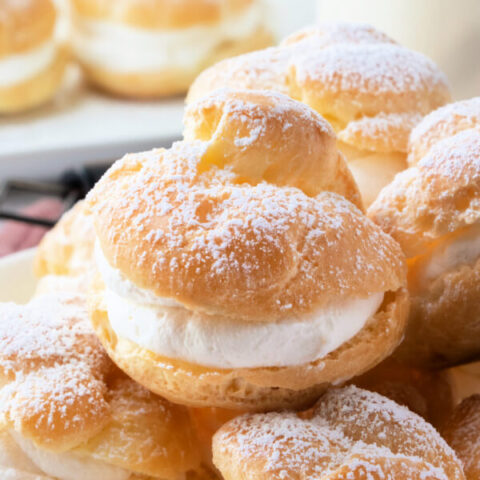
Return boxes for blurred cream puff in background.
[0,0,68,113]
[70,0,273,98]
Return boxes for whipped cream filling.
[96,242,384,369]
[72,2,264,73]
[11,432,130,480]
[423,224,480,280]
[0,41,56,88]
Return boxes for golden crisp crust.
[78,27,273,98]
[442,395,480,480]
[0,293,201,478]
[0,46,67,114]
[188,22,451,154]
[288,43,450,140]
[352,359,454,428]
[368,128,480,258]
[88,143,405,321]
[0,0,56,57]
[73,376,201,478]
[71,0,256,29]
[212,386,464,480]
[184,89,362,207]
[339,113,423,154]
[394,255,480,369]
[89,274,409,410]
[408,97,480,165]
[34,201,96,278]
[0,294,112,452]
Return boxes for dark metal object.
[0,163,111,227]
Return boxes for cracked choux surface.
[369,99,480,368]
[212,386,464,480]
[0,292,202,479]
[188,22,451,206]
[184,89,362,208]
[87,89,408,410]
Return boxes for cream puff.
[187,21,451,206]
[0,292,202,480]
[352,359,454,428]
[86,89,408,411]
[70,0,273,98]
[212,386,464,480]
[369,98,480,368]
[0,0,68,114]
[442,395,480,480]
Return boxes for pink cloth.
[0,199,63,258]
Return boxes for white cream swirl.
[72,2,265,73]
[95,242,384,369]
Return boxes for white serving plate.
[0,248,37,304]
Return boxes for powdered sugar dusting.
[213,386,463,480]
[293,43,448,106]
[0,293,111,449]
[409,97,480,164]
[339,112,423,153]
[370,128,480,255]
[282,21,396,48]
[89,141,404,320]
[186,87,334,149]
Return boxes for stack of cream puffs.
[13,20,480,480]
[0,0,68,113]
[86,88,408,410]
[187,22,451,207]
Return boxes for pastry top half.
[188,22,451,155]
[212,386,465,480]
[0,292,201,478]
[369,104,480,258]
[184,89,361,205]
[71,0,258,29]
[88,89,405,323]
[0,0,56,58]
